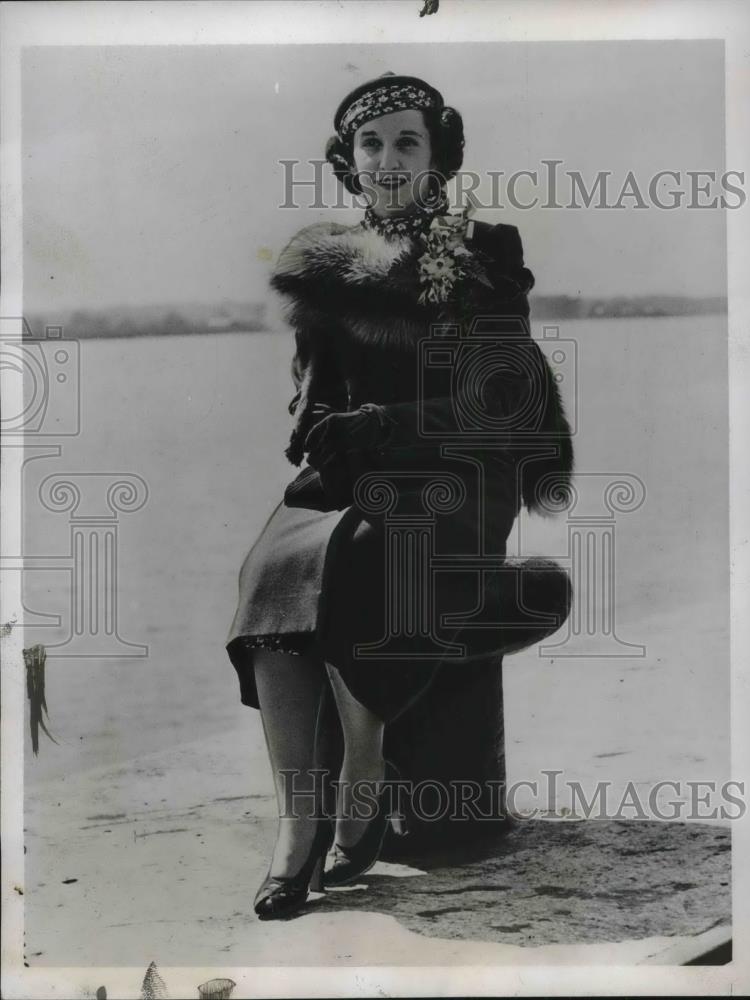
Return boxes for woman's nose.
[378,144,402,172]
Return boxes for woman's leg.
[325,663,386,848]
[254,650,327,877]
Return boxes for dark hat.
[334,72,444,139]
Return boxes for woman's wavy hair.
[325,105,465,195]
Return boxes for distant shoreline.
[23,295,727,340]
[530,294,727,320]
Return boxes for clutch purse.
[283,465,336,512]
[283,461,356,512]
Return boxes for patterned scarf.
[361,196,450,242]
[337,79,440,139]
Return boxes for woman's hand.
[304,406,390,470]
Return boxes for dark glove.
[304,404,394,471]
[286,402,336,466]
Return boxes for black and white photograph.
[1,2,749,997]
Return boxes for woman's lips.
[375,175,408,189]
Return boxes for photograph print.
[2,3,747,998]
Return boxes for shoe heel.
[389,813,409,837]
[309,852,325,893]
[385,760,408,837]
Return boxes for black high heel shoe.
[323,760,408,888]
[254,815,334,920]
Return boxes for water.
[21,317,730,808]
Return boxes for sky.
[22,40,727,313]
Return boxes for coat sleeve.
[270,222,352,419]
[285,321,350,464]
[376,351,573,514]
[476,223,535,296]
[376,339,545,452]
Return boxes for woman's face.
[352,109,434,217]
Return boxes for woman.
[226,73,574,920]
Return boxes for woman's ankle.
[269,814,321,877]
[339,749,386,786]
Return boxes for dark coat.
[227,217,574,720]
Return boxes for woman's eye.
[397,138,418,149]
[360,139,381,150]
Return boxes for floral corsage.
[416,207,491,305]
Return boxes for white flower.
[420,254,457,281]
[417,210,479,304]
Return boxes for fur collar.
[270,222,442,351]
[273,221,417,292]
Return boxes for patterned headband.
[335,76,443,140]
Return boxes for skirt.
[225,500,447,721]
[224,464,570,722]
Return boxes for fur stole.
[271,222,444,352]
